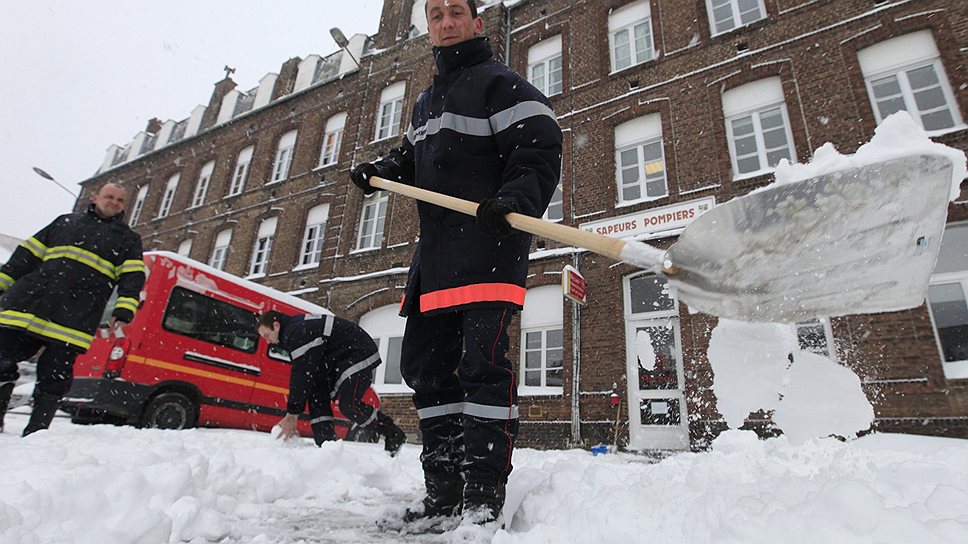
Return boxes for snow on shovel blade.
[665,154,954,323]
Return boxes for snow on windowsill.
[942,361,968,380]
[519,386,565,397]
[616,195,669,209]
[291,262,321,273]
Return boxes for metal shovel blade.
[665,154,954,323]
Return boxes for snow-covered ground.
[2,412,968,544]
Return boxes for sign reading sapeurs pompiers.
[579,197,715,239]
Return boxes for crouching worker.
[256,310,406,455]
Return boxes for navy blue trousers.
[401,307,519,487]
[0,327,81,397]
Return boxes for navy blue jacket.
[277,313,381,415]
[372,37,563,317]
[0,205,145,350]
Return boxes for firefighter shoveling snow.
[664,111,968,323]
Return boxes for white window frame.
[927,223,968,380]
[209,229,232,271]
[528,36,563,97]
[189,160,214,209]
[858,31,964,135]
[270,130,298,183]
[375,83,406,142]
[722,78,796,179]
[318,113,347,168]
[248,217,277,278]
[543,182,564,222]
[296,204,330,270]
[176,238,193,258]
[519,285,565,396]
[356,192,388,251]
[410,0,428,38]
[706,0,766,36]
[608,1,655,73]
[795,318,836,361]
[615,114,668,204]
[157,174,180,219]
[129,185,148,226]
[228,146,253,197]
[360,305,412,394]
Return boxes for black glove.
[350,163,380,195]
[476,198,516,239]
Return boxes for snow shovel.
[368,153,953,322]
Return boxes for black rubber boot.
[460,482,506,525]
[403,471,465,522]
[311,419,336,447]
[0,382,14,433]
[22,391,61,437]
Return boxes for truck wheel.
[141,392,197,430]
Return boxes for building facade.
[78,0,968,450]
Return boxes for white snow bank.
[772,111,967,201]
[3,415,968,543]
[709,319,875,445]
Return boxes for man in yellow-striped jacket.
[0,183,145,436]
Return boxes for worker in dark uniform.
[350,0,562,530]
[257,310,406,455]
[0,183,145,435]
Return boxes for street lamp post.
[31,167,79,199]
[329,27,360,68]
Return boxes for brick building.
[78,0,968,450]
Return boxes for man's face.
[426,0,482,47]
[91,184,127,219]
[258,323,280,345]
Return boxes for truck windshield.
[162,286,259,353]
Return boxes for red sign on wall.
[562,265,587,305]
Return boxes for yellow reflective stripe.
[21,237,48,259]
[126,355,288,394]
[0,273,13,290]
[43,246,117,280]
[115,296,139,313]
[0,310,92,349]
[118,259,145,275]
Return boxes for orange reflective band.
[419,283,526,312]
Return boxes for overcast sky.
[0,1,386,240]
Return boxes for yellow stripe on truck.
[126,355,289,395]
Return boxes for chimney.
[273,57,302,101]
[201,70,238,130]
[145,117,163,134]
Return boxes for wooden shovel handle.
[369,176,630,263]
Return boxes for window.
[270,130,298,183]
[520,285,565,393]
[177,239,193,258]
[249,217,277,277]
[189,161,214,209]
[722,77,795,178]
[796,318,835,360]
[410,0,428,37]
[615,114,667,203]
[360,305,411,393]
[375,82,406,141]
[318,113,347,167]
[162,287,258,353]
[357,192,388,250]
[298,204,330,268]
[157,174,180,219]
[859,31,963,133]
[129,185,148,226]
[707,0,766,35]
[609,1,655,72]
[210,229,232,270]
[228,146,253,197]
[529,36,563,97]
[928,223,968,379]
[543,183,564,222]
[628,273,675,315]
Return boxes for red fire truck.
[61,251,380,441]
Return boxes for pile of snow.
[3,415,968,543]
[709,319,874,445]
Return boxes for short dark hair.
[426,0,478,19]
[258,310,288,329]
